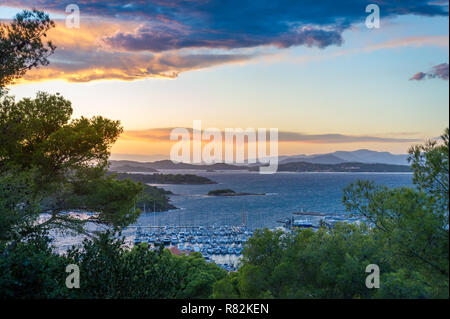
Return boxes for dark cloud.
[410,63,449,81]
[104,26,342,52]
[103,22,345,52]
[5,0,449,53]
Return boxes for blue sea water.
[136,170,413,229]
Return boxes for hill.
[114,172,216,184]
[276,149,409,165]
[272,161,411,173]
[109,160,248,171]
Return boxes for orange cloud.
[120,127,421,143]
[11,19,252,84]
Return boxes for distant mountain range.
[109,160,248,172]
[269,162,411,173]
[276,149,409,166]
[108,150,411,173]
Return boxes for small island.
[207,189,265,196]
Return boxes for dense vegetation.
[136,184,176,212]
[0,10,223,299]
[0,232,226,299]
[0,10,55,89]
[207,189,236,196]
[114,172,216,185]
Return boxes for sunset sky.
[1,1,448,161]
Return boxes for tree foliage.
[0,92,143,239]
[0,10,55,89]
[0,232,226,299]
[0,12,143,240]
[0,234,67,298]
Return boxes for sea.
[50,170,413,252]
[136,170,414,229]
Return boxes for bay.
[136,170,413,229]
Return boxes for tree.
[0,233,67,299]
[237,229,286,298]
[409,127,449,213]
[64,233,227,299]
[0,169,40,241]
[0,10,55,90]
[174,252,227,299]
[135,183,175,212]
[212,273,240,299]
[343,128,449,297]
[0,91,143,240]
[224,224,385,299]
[1,231,227,299]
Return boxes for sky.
[1,1,449,161]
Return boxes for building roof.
[169,246,187,256]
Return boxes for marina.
[127,209,364,272]
[128,224,254,272]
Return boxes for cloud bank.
[121,128,420,144]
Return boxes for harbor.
[127,224,253,272]
[127,208,363,272]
